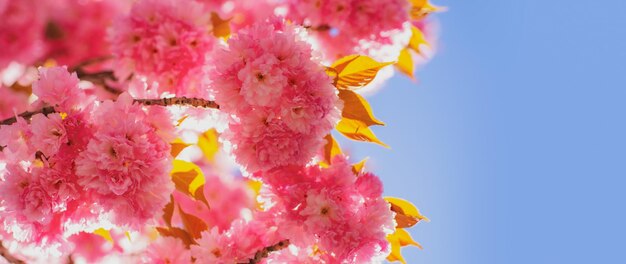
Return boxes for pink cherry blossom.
[142,236,192,264]
[0,0,46,68]
[211,17,341,173]
[108,0,215,96]
[75,93,174,229]
[32,66,87,112]
[29,113,68,157]
[42,0,130,67]
[258,156,395,262]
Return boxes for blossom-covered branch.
[243,240,290,264]
[0,97,219,127]
[134,97,219,109]
[0,106,56,126]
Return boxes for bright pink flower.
[287,0,412,62]
[75,93,174,229]
[42,0,130,67]
[0,0,46,68]
[108,0,215,96]
[32,66,86,112]
[211,17,341,173]
[259,156,395,262]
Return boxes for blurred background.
[336,0,626,263]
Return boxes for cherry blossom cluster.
[108,0,215,96]
[0,0,128,69]
[0,0,440,263]
[210,17,342,173]
[0,67,174,247]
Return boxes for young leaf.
[197,129,219,162]
[178,204,208,239]
[396,48,415,78]
[193,185,210,209]
[210,12,231,39]
[386,228,423,264]
[156,226,195,247]
[338,89,385,126]
[323,134,342,165]
[409,0,443,20]
[385,197,429,228]
[162,195,175,227]
[336,118,389,148]
[170,138,191,158]
[327,55,394,89]
[352,158,368,175]
[171,160,205,200]
[408,26,430,55]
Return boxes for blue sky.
[336,0,626,263]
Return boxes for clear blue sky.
[336,0,626,263]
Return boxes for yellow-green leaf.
[336,118,389,148]
[386,228,423,264]
[197,129,219,162]
[338,89,385,126]
[162,195,175,227]
[396,48,415,78]
[170,138,191,158]
[178,204,208,239]
[171,160,205,198]
[210,12,231,39]
[327,55,394,90]
[322,134,342,165]
[385,197,429,228]
[352,158,368,175]
[408,26,430,54]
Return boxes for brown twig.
[0,106,57,126]
[75,70,122,95]
[0,97,219,127]
[134,97,220,109]
[240,240,290,264]
[0,241,25,264]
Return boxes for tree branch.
[0,97,219,127]
[240,239,290,264]
[0,241,25,264]
[0,106,57,126]
[134,97,219,109]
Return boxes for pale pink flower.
[142,236,192,264]
[29,113,68,157]
[191,227,229,264]
[32,66,86,111]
